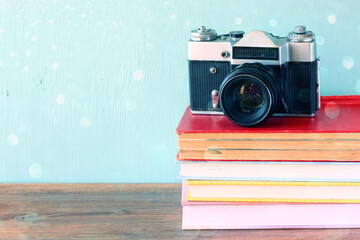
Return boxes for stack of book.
[176,95,360,229]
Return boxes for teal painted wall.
[1,0,359,182]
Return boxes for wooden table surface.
[0,184,360,239]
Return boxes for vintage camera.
[188,26,320,126]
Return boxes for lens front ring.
[219,64,280,126]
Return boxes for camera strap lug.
[212,90,219,109]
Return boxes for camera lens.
[235,81,264,112]
[219,63,280,126]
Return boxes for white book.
[179,161,360,182]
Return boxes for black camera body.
[188,26,320,126]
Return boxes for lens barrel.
[219,63,280,126]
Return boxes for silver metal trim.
[190,111,316,117]
[231,59,280,65]
[189,27,316,63]
[188,40,232,61]
[190,110,224,115]
[190,26,217,41]
[273,113,316,117]
[287,26,315,43]
[211,90,219,109]
[287,41,316,62]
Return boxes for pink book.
[183,204,360,229]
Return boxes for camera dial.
[229,31,245,41]
[190,26,217,41]
[287,25,315,42]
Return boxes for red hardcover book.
[176,96,360,162]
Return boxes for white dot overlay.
[133,70,143,80]
[325,102,340,119]
[356,80,360,94]
[170,14,176,20]
[185,20,191,26]
[79,116,91,127]
[23,65,29,71]
[269,19,277,27]
[235,17,242,25]
[56,94,65,104]
[51,44,57,50]
[328,15,336,24]
[52,62,59,70]
[316,36,325,46]
[343,56,354,69]
[125,98,136,111]
[29,163,43,179]
[7,134,19,147]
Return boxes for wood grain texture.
[0,184,360,239]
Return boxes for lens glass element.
[234,81,264,113]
